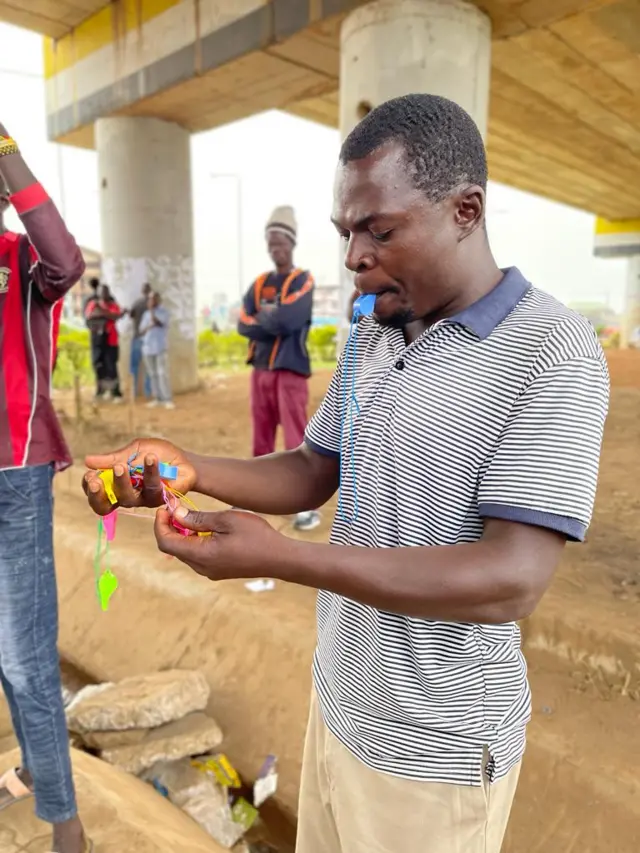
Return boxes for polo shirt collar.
[445,267,531,340]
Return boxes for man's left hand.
[154,506,289,581]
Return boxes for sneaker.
[163,401,176,410]
[293,510,321,532]
[112,397,124,405]
[146,400,159,409]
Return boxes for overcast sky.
[0,22,627,312]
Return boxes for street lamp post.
[210,172,244,301]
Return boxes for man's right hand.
[83,439,197,516]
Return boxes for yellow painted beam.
[43,0,183,79]
[595,218,640,235]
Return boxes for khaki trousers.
[296,693,521,853]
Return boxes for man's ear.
[454,186,485,241]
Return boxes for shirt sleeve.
[305,357,344,458]
[139,310,151,334]
[478,356,610,541]
[257,270,314,336]
[11,185,85,303]
[237,279,275,342]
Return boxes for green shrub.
[54,325,92,389]
[308,325,337,364]
[199,326,338,369]
[198,330,247,367]
[53,323,339,390]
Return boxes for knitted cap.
[266,205,297,245]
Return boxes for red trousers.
[250,369,309,457]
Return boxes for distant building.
[569,302,620,334]
[313,283,340,326]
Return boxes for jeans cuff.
[35,803,78,824]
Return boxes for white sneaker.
[146,400,159,409]
[293,510,321,532]
[164,401,176,410]
[112,397,124,405]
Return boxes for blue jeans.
[130,336,151,399]
[0,464,77,823]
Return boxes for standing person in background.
[238,205,319,532]
[82,276,99,316]
[129,282,152,400]
[0,125,92,852]
[140,291,174,410]
[84,284,124,402]
[83,277,105,399]
[97,284,124,403]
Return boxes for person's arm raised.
[0,122,85,300]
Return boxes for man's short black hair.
[89,277,100,291]
[340,94,487,202]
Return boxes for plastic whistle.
[169,518,212,538]
[353,293,376,318]
[129,462,178,481]
[102,510,117,542]
[99,470,118,505]
[98,569,118,612]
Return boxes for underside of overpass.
[4,0,640,371]
[8,0,640,222]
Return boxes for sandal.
[0,767,34,811]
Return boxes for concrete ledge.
[0,747,229,852]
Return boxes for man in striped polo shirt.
[84,94,609,852]
[0,125,91,852]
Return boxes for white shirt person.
[140,292,174,409]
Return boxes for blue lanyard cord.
[338,314,360,522]
[337,294,376,524]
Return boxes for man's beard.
[374,308,415,329]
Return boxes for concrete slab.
[0,747,231,853]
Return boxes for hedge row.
[53,325,339,390]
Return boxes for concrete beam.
[38,0,640,222]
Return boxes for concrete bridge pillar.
[337,0,492,343]
[96,116,198,394]
[623,256,640,348]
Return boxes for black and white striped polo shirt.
[305,267,609,786]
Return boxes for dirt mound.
[0,747,231,852]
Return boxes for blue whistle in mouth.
[352,293,376,318]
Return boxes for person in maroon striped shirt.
[0,124,92,852]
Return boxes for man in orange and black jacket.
[238,205,320,531]
[238,205,314,456]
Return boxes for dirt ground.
[6,349,640,851]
